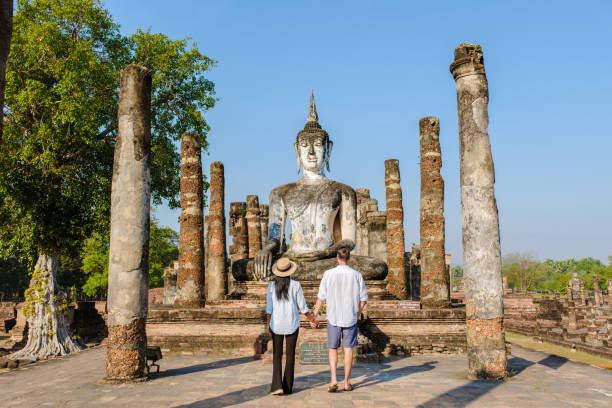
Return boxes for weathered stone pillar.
[207,162,227,301]
[163,261,178,305]
[608,279,612,305]
[246,195,262,258]
[419,117,450,309]
[203,216,209,270]
[174,133,205,307]
[0,0,12,141]
[106,65,151,382]
[409,245,421,301]
[567,302,577,330]
[260,204,269,244]
[450,43,507,379]
[593,275,602,306]
[355,188,371,256]
[366,210,387,262]
[385,159,407,299]
[229,202,248,264]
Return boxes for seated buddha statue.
[232,92,387,281]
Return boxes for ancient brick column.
[419,117,450,309]
[608,280,612,305]
[260,204,269,244]
[246,195,262,258]
[0,0,13,140]
[207,161,227,301]
[106,65,151,382]
[385,159,407,299]
[229,202,248,264]
[450,44,507,379]
[174,133,205,307]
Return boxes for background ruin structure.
[259,204,269,245]
[246,195,262,258]
[419,117,450,309]
[385,159,408,299]
[174,133,205,307]
[355,188,388,263]
[206,161,227,301]
[451,43,507,379]
[229,202,249,264]
[105,65,152,381]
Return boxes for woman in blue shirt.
[266,258,318,395]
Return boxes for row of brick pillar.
[105,42,507,381]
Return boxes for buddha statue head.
[294,91,333,176]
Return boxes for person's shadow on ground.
[352,360,437,389]
[149,356,253,379]
[174,360,438,408]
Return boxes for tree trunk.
[10,254,82,361]
[0,0,13,141]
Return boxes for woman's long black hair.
[274,276,291,300]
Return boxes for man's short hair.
[337,246,350,261]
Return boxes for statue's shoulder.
[329,180,356,196]
[270,182,299,198]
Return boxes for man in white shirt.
[313,246,368,392]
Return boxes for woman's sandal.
[343,384,354,392]
[327,384,338,393]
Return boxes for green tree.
[0,0,214,359]
[81,217,178,297]
[557,272,572,296]
[450,265,463,288]
[502,252,538,292]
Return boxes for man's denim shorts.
[326,322,358,349]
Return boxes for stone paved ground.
[1,345,611,407]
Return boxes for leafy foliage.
[450,265,463,288]
[81,217,178,297]
[502,252,612,293]
[0,0,214,267]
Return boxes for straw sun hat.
[271,258,298,277]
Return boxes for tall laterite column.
[419,117,450,309]
[385,159,408,299]
[207,161,227,301]
[174,133,205,307]
[450,43,507,379]
[106,65,151,381]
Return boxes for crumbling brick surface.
[385,160,407,300]
[105,318,146,380]
[175,133,205,307]
[207,161,227,301]
[419,116,450,309]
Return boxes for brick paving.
[1,344,611,407]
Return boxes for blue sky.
[104,0,612,265]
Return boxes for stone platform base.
[147,300,467,361]
[231,280,395,301]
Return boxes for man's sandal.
[327,384,338,393]
[344,384,354,392]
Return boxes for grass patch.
[506,332,612,370]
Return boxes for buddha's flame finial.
[307,89,318,123]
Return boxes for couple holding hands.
[265,246,368,395]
